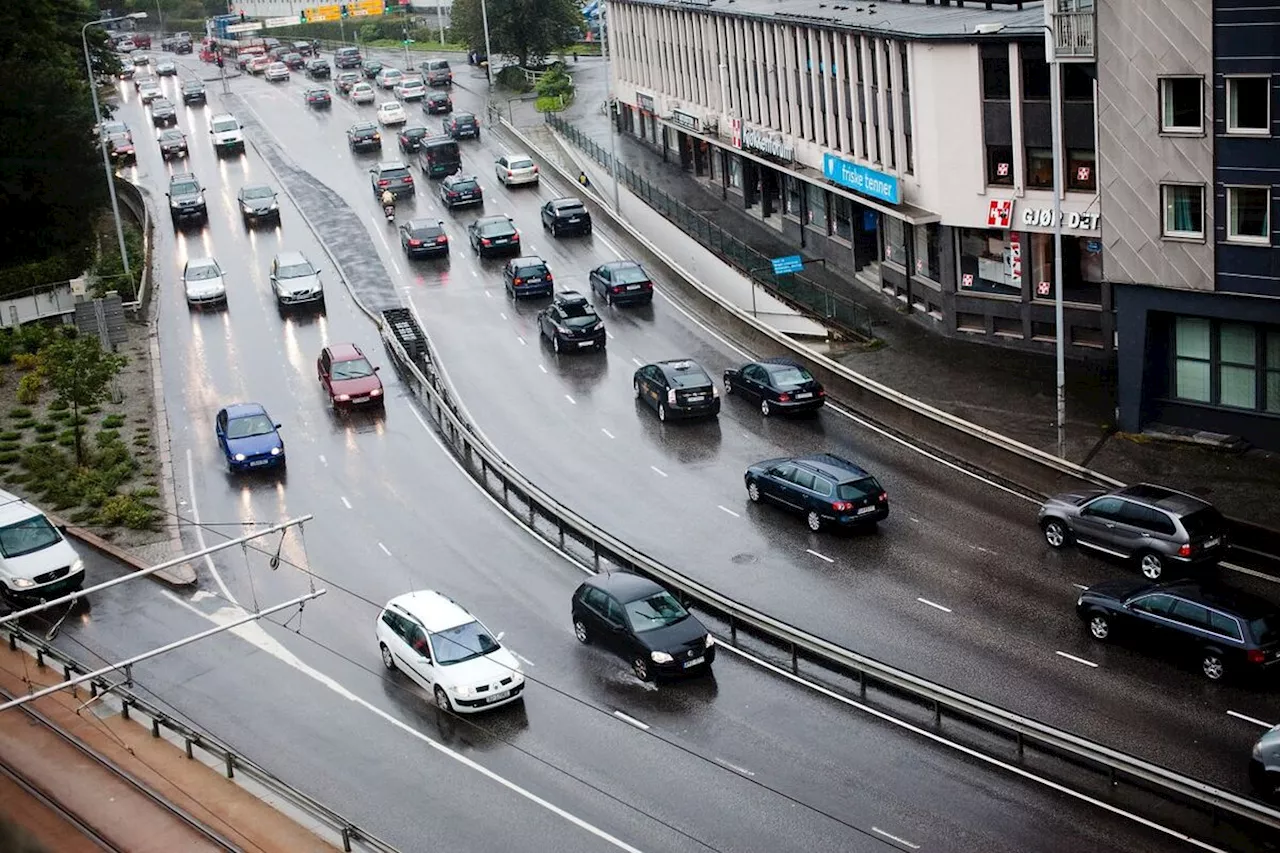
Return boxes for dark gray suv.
[1039,484,1228,579]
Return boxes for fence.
[546,113,874,340]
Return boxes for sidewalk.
[493,67,1280,534]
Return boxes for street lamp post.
[155,0,163,39]
[479,0,494,87]
[83,11,147,282]
[1049,57,1067,458]
[599,3,620,212]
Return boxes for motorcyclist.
[380,189,395,212]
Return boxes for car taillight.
[506,170,514,177]
[378,179,389,186]
[778,393,791,402]
[545,273,553,281]
[511,233,520,242]
[373,133,381,140]
[481,238,491,246]
[612,286,623,293]
[513,277,524,285]
[831,501,853,512]
[818,389,827,396]
[1247,649,1266,665]
[435,235,447,244]
[447,191,458,197]
[1178,543,1192,558]
[408,239,421,246]
[667,389,677,405]
[533,165,539,173]
[878,492,888,502]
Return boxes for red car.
[317,343,383,408]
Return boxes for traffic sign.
[770,255,804,275]
[263,16,300,28]
[226,21,262,33]
[348,0,386,17]
[303,4,342,23]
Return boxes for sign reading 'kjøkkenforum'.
[822,153,900,205]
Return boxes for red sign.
[1076,165,1091,182]
[1038,281,1051,296]
[961,274,974,289]
[1008,232,1022,283]
[996,162,1009,177]
[987,199,1013,229]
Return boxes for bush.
[96,429,120,444]
[34,433,55,443]
[0,431,19,440]
[97,494,156,530]
[49,409,70,421]
[132,486,159,498]
[33,422,55,434]
[82,404,102,415]
[534,66,573,100]
[101,414,125,429]
[16,373,41,404]
[13,419,35,430]
[0,335,13,366]
[12,353,39,373]
[90,220,144,300]
[0,442,18,453]
[535,95,572,113]
[48,398,68,411]
[16,324,50,355]
[7,407,31,419]
[0,451,17,464]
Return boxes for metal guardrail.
[4,625,402,853]
[378,307,1280,849]
[546,112,874,340]
[114,176,150,310]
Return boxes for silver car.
[183,257,226,307]
[265,62,290,82]
[269,251,325,309]
[1251,723,1280,801]
[1038,483,1228,579]
[495,153,538,187]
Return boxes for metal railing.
[1050,9,1096,59]
[378,308,1280,850]
[113,176,149,309]
[4,626,402,853]
[546,113,874,340]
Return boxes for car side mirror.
[373,366,381,372]
[274,423,282,430]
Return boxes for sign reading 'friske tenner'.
[822,153,900,205]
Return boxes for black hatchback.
[346,122,382,153]
[745,453,888,532]
[1076,579,1280,682]
[571,573,715,682]
[724,357,826,416]
[541,197,592,237]
[503,256,553,299]
[400,218,448,258]
[443,111,479,140]
[538,290,605,352]
[633,359,719,422]
[439,173,483,208]
[468,215,520,257]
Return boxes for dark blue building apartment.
[1101,0,1279,448]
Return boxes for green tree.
[451,0,583,68]
[0,0,114,270]
[39,329,127,466]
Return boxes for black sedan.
[361,58,383,79]
[181,80,206,105]
[157,128,188,160]
[304,87,332,108]
[282,52,306,70]
[400,218,449,258]
[724,357,826,416]
[346,123,382,153]
[633,359,719,422]
[589,260,654,306]
[149,97,177,127]
[237,184,280,227]
[541,197,592,237]
[745,453,888,532]
[422,90,452,114]
[537,291,605,353]
[305,58,331,79]
[438,172,483,208]
[397,125,430,153]
[571,573,715,682]
[467,215,520,257]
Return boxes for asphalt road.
[48,48,1269,852]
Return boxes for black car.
[502,255,553,299]
[305,58,331,79]
[1252,724,1280,801]
[107,133,135,164]
[181,79,206,105]
[1076,579,1280,682]
[334,46,362,69]
[442,111,479,140]
[633,359,719,422]
[282,52,306,70]
[538,291,605,353]
[724,358,826,416]
[335,71,360,94]
[541,197,592,237]
[167,172,207,227]
[157,128,188,160]
[745,453,888,532]
[400,218,449,258]
[370,161,415,198]
[589,260,654,306]
[361,58,383,79]
[149,97,177,127]
[237,184,280,227]
[438,173,483,208]
[468,215,520,258]
[292,40,314,57]
[346,122,382,153]
[571,573,715,682]
[397,125,430,153]
[304,87,332,108]
[422,90,452,114]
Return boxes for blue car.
[215,403,285,472]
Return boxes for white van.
[209,113,245,156]
[0,490,85,601]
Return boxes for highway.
[35,47,1271,851]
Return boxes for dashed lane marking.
[378,542,391,556]
[517,336,527,346]
[565,394,576,405]
[318,454,327,466]
[539,364,547,373]
[601,428,615,439]
[1226,710,1274,728]
[805,549,834,564]
[650,466,667,478]
[916,597,952,613]
[1055,651,1098,668]
[612,710,650,731]
[340,496,352,509]
[871,828,920,850]
[717,505,739,518]
[631,357,643,367]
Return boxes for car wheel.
[633,380,641,399]
[631,656,650,682]
[552,335,561,354]
[1138,551,1165,580]
[434,685,451,711]
[723,374,733,395]
[747,481,760,502]
[1201,650,1226,681]
[379,643,396,671]
[573,619,589,644]
[1088,611,1111,641]
[1042,519,1069,549]
[806,510,822,532]
[658,402,668,422]
[760,399,772,417]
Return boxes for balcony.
[1049,7,1095,61]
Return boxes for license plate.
[493,238,508,244]
[578,341,595,348]
[525,277,542,283]
[856,505,877,515]
[353,396,369,403]
[484,690,510,704]
[682,656,705,669]
[626,284,642,290]
[568,217,580,222]
[686,394,705,403]
[249,459,269,467]
[1205,537,1220,548]
[795,392,814,399]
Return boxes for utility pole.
[480,0,494,86]
[599,2,621,212]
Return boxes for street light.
[599,2,621,212]
[83,11,147,281]
[479,0,494,87]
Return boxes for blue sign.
[771,255,804,275]
[822,154,900,205]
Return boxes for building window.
[883,215,905,266]
[728,156,743,189]
[1026,148,1054,189]
[986,145,1014,186]
[1067,149,1096,192]
[1062,64,1093,102]
[958,228,1021,297]
[900,41,913,174]
[1226,186,1270,243]
[784,176,802,218]
[1268,331,1280,414]
[912,222,942,281]
[1219,323,1257,409]
[1020,43,1050,101]
[1161,184,1204,239]
[1028,233,1103,305]
[1159,77,1203,133]
[1175,317,1212,402]
[1175,318,1280,413]
[981,44,1010,100]
[832,196,853,240]
[805,182,828,230]
[1226,76,1270,135]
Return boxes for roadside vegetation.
[534,65,575,112]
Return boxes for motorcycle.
[382,203,395,223]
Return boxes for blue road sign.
[771,255,804,275]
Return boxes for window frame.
[1170,316,1280,414]
[1025,147,1055,189]
[1225,75,1271,136]
[1158,76,1204,135]
[986,144,1015,187]
[1225,185,1271,245]
[1160,183,1205,241]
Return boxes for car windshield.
[212,119,238,132]
[183,82,202,90]
[510,158,535,170]
[277,261,314,278]
[109,134,131,147]
[102,122,126,134]
[481,221,513,236]
[612,264,649,285]
[242,186,273,200]
[671,370,711,389]
[769,366,813,387]
[226,414,275,439]
[455,114,475,123]
[837,476,882,501]
[185,262,219,280]
[560,303,598,327]
[450,179,476,191]
[556,204,586,217]
[1249,615,1279,646]
[1181,507,1225,538]
[332,357,374,380]
[160,130,183,141]
[625,591,689,633]
[379,167,410,180]
[404,127,427,138]
[430,620,501,665]
[153,99,172,108]
[0,515,62,559]
[171,179,199,195]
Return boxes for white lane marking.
[512,651,536,668]
[500,312,508,320]
[1226,710,1274,729]
[714,757,755,777]
[378,542,392,556]
[601,428,615,439]
[159,591,645,852]
[650,466,667,478]
[871,827,920,850]
[471,269,479,277]
[805,549,834,564]
[717,505,740,518]
[484,289,492,297]
[606,331,615,340]
[184,449,238,606]
[319,454,328,466]
[1072,583,1089,590]
[340,496,352,509]
[539,364,548,373]
[612,710,650,731]
[916,597,952,614]
[717,642,1232,853]
[565,394,576,405]
[631,357,643,367]
[517,336,527,346]
[1221,560,1280,585]
[390,259,403,277]
[1055,651,1098,668]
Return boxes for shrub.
[97,494,156,530]
[48,398,69,411]
[16,324,50,356]
[8,407,31,419]
[0,442,18,453]
[49,409,70,421]
[132,486,159,498]
[12,353,39,373]
[33,422,56,434]
[56,433,75,447]
[0,336,12,366]
[69,508,97,523]
[0,452,15,464]
[16,373,41,404]
[96,429,120,444]
[34,433,55,443]
[13,419,35,430]
[101,414,125,429]
[82,404,102,414]
[69,415,87,427]
[0,431,20,440]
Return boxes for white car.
[376,590,525,713]
[376,101,407,126]
[0,489,85,602]
[182,257,227,307]
[155,59,177,76]
[350,82,375,104]
[375,67,404,90]
[138,81,163,104]
[264,62,290,82]
[495,152,539,187]
[394,77,426,101]
[132,52,150,65]
[117,38,137,53]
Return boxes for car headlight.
[270,446,282,456]
[70,558,84,576]
[705,634,715,648]
[650,651,673,664]
[370,388,383,396]
[233,453,246,461]
[335,394,351,402]
[454,684,476,698]
[11,577,36,589]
